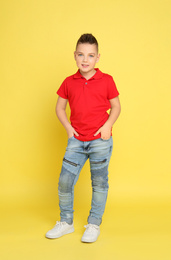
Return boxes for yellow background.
[0,0,171,259]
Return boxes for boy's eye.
[89,55,94,57]
[78,54,83,56]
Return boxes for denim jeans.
[58,136,113,226]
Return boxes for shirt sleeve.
[107,76,119,100]
[57,78,68,99]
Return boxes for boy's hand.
[94,122,112,140]
[56,97,79,139]
[94,97,121,140]
[67,125,79,139]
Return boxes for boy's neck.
[79,69,97,80]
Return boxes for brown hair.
[76,33,98,52]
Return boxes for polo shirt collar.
[73,68,103,80]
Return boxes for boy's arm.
[56,96,79,138]
[94,96,121,140]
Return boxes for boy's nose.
[83,56,88,62]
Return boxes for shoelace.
[84,224,99,232]
[54,221,66,229]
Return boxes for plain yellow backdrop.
[0,0,171,259]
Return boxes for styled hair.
[76,33,98,52]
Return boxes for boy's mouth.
[82,64,89,68]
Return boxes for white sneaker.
[45,221,74,239]
[81,224,100,243]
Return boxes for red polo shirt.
[57,68,119,141]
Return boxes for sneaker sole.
[45,227,74,239]
[81,237,98,243]
[81,233,100,243]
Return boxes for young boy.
[46,33,121,243]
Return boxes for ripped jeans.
[58,136,113,226]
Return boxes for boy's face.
[74,43,100,78]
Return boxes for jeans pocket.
[67,136,75,145]
[68,136,74,140]
[100,137,111,141]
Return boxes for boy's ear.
[96,53,100,63]
[74,51,76,60]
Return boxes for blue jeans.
[58,136,113,226]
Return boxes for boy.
[46,34,121,243]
